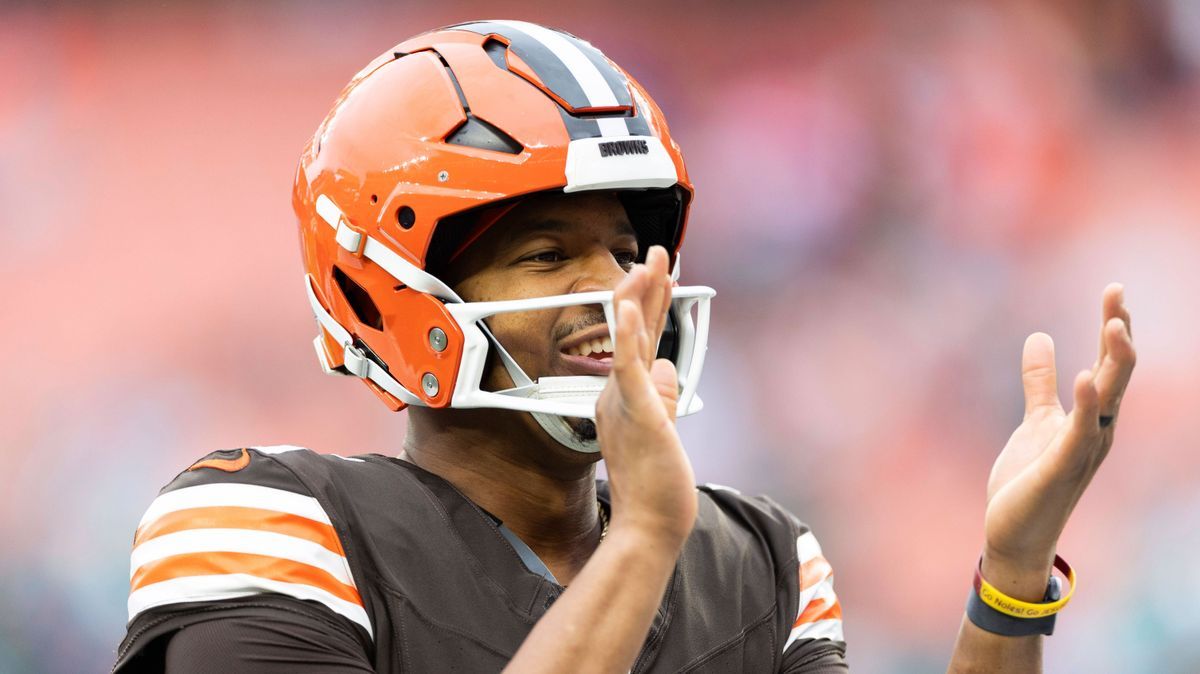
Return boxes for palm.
[985,407,1074,563]
[981,284,1135,568]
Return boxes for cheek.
[487,312,542,352]
[456,271,566,386]
[481,309,558,385]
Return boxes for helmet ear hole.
[397,206,417,229]
[333,266,384,331]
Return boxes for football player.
[115,20,1136,673]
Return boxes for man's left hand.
[980,283,1136,595]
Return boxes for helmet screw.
[437,170,449,182]
[428,327,448,352]
[421,372,440,397]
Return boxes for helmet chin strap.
[477,322,603,454]
[528,378,605,454]
[533,411,600,454]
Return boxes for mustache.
[552,305,608,343]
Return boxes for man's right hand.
[595,244,698,550]
[503,246,697,673]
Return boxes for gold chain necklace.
[597,500,609,543]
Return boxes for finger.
[614,261,649,304]
[612,263,649,336]
[1048,369,1104,480]
[1069,369,1102,440]
[612,299,657,405]
[643,245,672,319]
[1021,332,1061,416]
[1093,316,1136,425]
[642,247,672,361]
[637,248,664,356]
[1118,289,1132,341]
[1093,283,1124,372]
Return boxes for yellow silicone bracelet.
[974,555,1076,619]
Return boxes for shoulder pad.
[127,446,371,637]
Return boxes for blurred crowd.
[2,1,1197,672]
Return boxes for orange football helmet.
[293,20,714,451]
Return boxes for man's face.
[446,190,640,394]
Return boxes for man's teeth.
[568,336,614,357]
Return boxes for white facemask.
[306,195,715,453]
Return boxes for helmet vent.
[482,38,508,70]
[573,109,634,120]
[446,116,522,154]
[432,49,523,155]
[333,266,383,331]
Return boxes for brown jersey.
[114,446,847,672]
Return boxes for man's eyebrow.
[503,218,637,245]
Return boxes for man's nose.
[570,247,628,295]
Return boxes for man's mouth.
[557,325,614,376]
[563,336,614,358]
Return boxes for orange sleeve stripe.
[794,598,843,628]
[187,448,251,473]
[130,551,363,606]
[134,507,343,555]
[799,555,833,591]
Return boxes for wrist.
[608,514,693,556]
[980,549,1055,603]
[599,525,686,580]
[608,494,697,551]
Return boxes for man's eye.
[525,251,564,263]
[614,250,637,268]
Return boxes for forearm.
[946,553,1053,674]
[504,527,681,673]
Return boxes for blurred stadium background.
[3,1,1198,672]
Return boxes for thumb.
[649,359,680,423]
[1022,332,1061,417]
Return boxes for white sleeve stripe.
[795,529,834,626]
[789,529,843,655]
[798,564,835,604]
[130,529,355,588]
[138,483,331,530]
[247,445,306,455]
[796,531,822,563]
[128,573,372,638]
[783,618,844,652]
[798,576,838,612]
